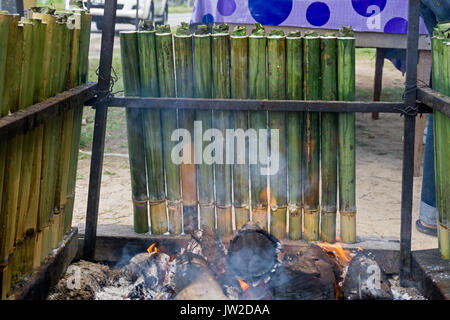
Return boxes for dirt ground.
[72,30,436,251]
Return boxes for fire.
[238,279,250,291]
[147,243,158,255]
[261,187,277,208]
[316,242,353,264]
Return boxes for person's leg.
[417,114,438,235]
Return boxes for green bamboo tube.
[156,25,181,235]
[174,23,198,234]
[1,14,19,116]
[267,30,287,240]
[64,12,83,234]
[0,25,24,272]
[433,28,450,259]
[77,11,91,84]
[320,33,338,243]
[211,23,233,238]
[35,13,56,233]
[120,31,149,234]
[286,31,303,240]
[230,26,250,230]
[26,21,46,239]
[0,13,10,117]
[249,23,268,231]
[303,30,320,241]
[194,25,214,230]
[337,27,356,243]
[138,28,166,235]
[15,21,35,250]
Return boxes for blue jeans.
[420,114,437,226]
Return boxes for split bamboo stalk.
[303,30,320,241]
[249,23,268,231]
[230,26,250,230]
[212,23,233,238]
[77,11,91,84]
[156,25,181,235]
[337,27,356,243]
[120,31,149,234]
[267,30,287,240]
[320,33,338,243]
[138,25,166,235]
[174,22,198,234]
[194,25,214,230]
[286,31,303,240]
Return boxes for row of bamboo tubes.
[0,7,91,299]
[120,22,356,245]
[431,22,450,260]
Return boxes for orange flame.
[147,243,158,255]
[238,279,250,291]
[316,242,353,264]
[260,187,277,208]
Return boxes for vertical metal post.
[83,0,118,260]
[135,0,139,30]
[400,0,420,286]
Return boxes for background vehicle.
[65,0,168,30]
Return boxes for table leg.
[372,48,385,120]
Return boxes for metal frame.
[83,0,449,285]
[3,0,449,286]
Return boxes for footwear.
[415,219,437,237]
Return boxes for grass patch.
[37,0,65,10]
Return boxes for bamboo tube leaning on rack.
[120,30,149,234]
[249,23,268,231]
[337,27,356,244]
[194,24,215,230]
[174,22,197,234]
[303,30,320,242]
[0,21,24,297]
[320,32,338,243]
[12,19,37,283]
[286,31,303,240]
[156,24,181,235]
[65,10,91,235]
[138,21,166,235]
[212,23,233,238]
[230,25,250,230]
[432,22,450,259]
[267,29,287,239]
[0,12,10,297]
[30,9,58,261]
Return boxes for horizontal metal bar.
[0,82,98,143]
[108,96,411,113]
[417,87,450,118]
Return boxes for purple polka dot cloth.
[191,0,428,34]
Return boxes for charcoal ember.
[268,266,335,300]
[128,277,151,300]
[342,251,393,300]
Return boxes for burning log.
[342,251,392,300]
[269,245,342,300]
[171,253,228,300]
[227,222,281,281]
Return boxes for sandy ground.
[72,16,437,251]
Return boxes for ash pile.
[49,222,418,300]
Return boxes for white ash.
[388,277,426,300]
